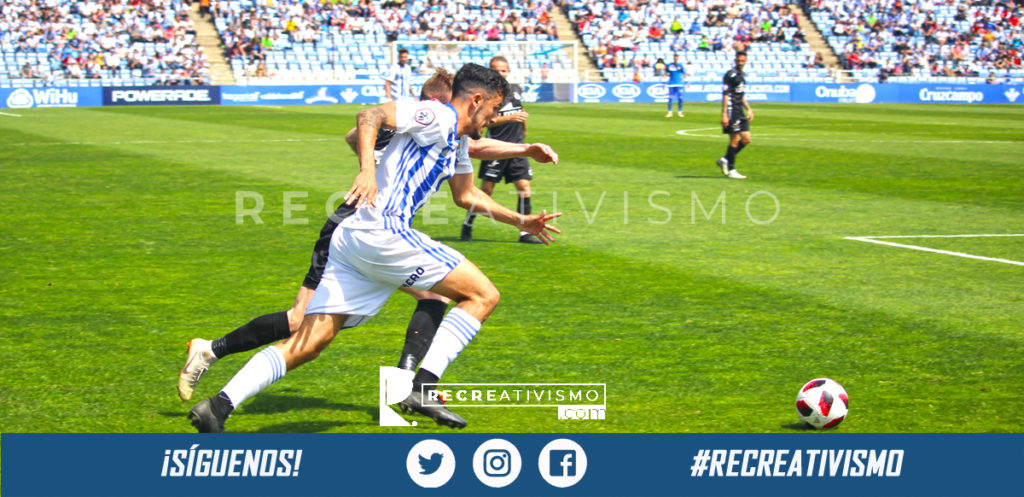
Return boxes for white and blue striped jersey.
[340,99,473,232]
[384,62,412,100]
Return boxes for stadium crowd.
[565,0,807,70]
[213,0,560,76]
[810,0,1022,78]
[1,0,211,85]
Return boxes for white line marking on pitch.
[0,111,22,117]
[844,234,1024,266]
[4,137,344,147]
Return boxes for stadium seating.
[808,0,1024,83]
[213,0,573,85]
[564,0,832,82]
[0,0,211,88]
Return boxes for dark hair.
[452,63,509,101]
[419,68,453,102]
[398,48,409,55]
[735,50,747,58]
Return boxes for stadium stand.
[563,0,833,82]
[808,0,1024,83]
[212,0,575,85]
[0,0,212,88]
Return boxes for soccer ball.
[795,378,848,429]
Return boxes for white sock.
[419,307,481,378]
[221,346,287,408]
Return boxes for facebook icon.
[550,450,576,477]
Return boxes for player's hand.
[510,111,529,123]
[344,169,378,208]
[721,115,729,127]
[518,210,562,245]
[747,110,754,122]
[526,143,558,164]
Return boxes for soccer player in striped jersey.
[384,48,413,101]
[188,64,561,432]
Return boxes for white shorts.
[306,227,465,324]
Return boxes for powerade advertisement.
[103,86,221,106]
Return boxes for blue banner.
[103,86,221,106]
[3,434,1022,497]
[790,83,1024,104]
[221,84,383,106]
[1,87,102,109]
[572,82,791,103]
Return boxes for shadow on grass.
[248,420,377,433]
[240,393,377,419]
[781,422,817,431]
[674,175,725,179]
[433,236,518,244]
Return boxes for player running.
[187,64,562,433]
[460,56,543,244]
[179,69,559,429]
[717,51,753,179]
[665,53,685,117]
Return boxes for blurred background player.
[717,51,753,179]
[384,48,413,101]
[461,56,542,244]
[665,53,686,117]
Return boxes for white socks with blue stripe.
[221,346,287,408]
[419,307,481,379]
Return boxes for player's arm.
[448,173,562,244]
[344,127,358,153]
[721,92,730,127]
[488,111,528,126]
[345,101,398,207]
[384,80,394,100]
[743,94,753,122]
[468,137,558,164]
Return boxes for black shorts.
[478,157,532,184]
[722,116,750,135]
[302,203,357,289]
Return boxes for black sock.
[464,213,476,227]
[212,391,235,415]
[736,142,747,154]
[413,369,440,392]
[725,145,739,168]
[211,311,291,359]
[517,196,531,216]
[398,299,448,370]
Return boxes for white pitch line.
[3,137,344,147]
[0,111,22,117]
[844,235,1024,266]
[858,234,1024,239]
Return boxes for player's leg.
[188,312,351,433]
[666,90,673,117]
[462,173,499,241]
[677,91,685,117]
[397,288,451,371]
[512,177,542,244]
[397,258,499,428]
[177,209,346,401]
[724,129,749,179]
[177,286,308,402]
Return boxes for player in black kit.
[461,56,542,244]
[717,51,753,179]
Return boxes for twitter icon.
[419,453,444,475]
[406,440,455,488]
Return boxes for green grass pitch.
[0,102,1021,433]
